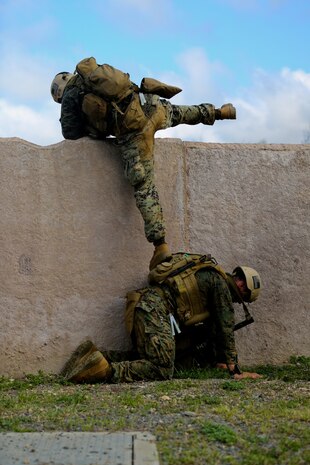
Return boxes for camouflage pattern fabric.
[113,97,216,242]
[109,269,237,383]
[113,95,167,242]
[169,103,216,127]
[60,82,216,242]
[110,287,175,383]
[115,148,166,242]
[60,86,88,140]
[195,269,238,365]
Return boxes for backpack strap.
[172,269,204,317]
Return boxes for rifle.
[234,315,254,331]
[234,302,254,331]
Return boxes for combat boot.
[60,340,98,378]
[67,350,112,383]
[215,103,236,120]
[149,243,172,270]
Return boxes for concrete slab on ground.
[0,432,159,465]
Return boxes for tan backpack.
[76,57,133,103]
[75,57,183,137]
[125,254,254,335]
[76,57,183,102]
[148,253,227,326]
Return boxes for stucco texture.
[0,137,309,376]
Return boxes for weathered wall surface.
[184,143,309,364]
[0,137,309,376]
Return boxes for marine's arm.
[60,87,86,140]
[206,273,237,364]
[211,274,262,379]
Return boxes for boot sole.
[69,352,111,383]
[60,340,97,378]
[222,104,236,119]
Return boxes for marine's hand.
[215,363,228,370]
[216,363,263,379]
[233,372,263,380]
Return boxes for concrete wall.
[0,137,309,377]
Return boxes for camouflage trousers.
[110,288,175,383]
[114,96,216,242]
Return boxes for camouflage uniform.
[60,84,216,243]
[110,287,175,382]
[109,268,237,383]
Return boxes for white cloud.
[175,48,227,102]
[0,99,62,146]
[0,43,64,145]
[0,47,56,103]
[226,67,310,143]
[158,50,310,144]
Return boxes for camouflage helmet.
[50,72,74,103]
[233,266,261,303]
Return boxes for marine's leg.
[101,349,138,363]
[134,159,173,269]
[171,104,216,126]
[117,131,165,242]
[117,128,171,268]
[162,101,236,128]
[111,289,175,383]
[210,275,238,366]
[133,159,165,243]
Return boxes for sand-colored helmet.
[233,266,261,303]
[50,72,74,103]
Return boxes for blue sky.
[0,0,309,145]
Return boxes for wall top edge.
[0,136,309,150]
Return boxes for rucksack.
[148,253,227,326]
[75,57,182,103]
[76,57,133,103]
[74,57,183,137]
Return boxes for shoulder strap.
[149,253,227,284]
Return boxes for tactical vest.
[148,253,227,326]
